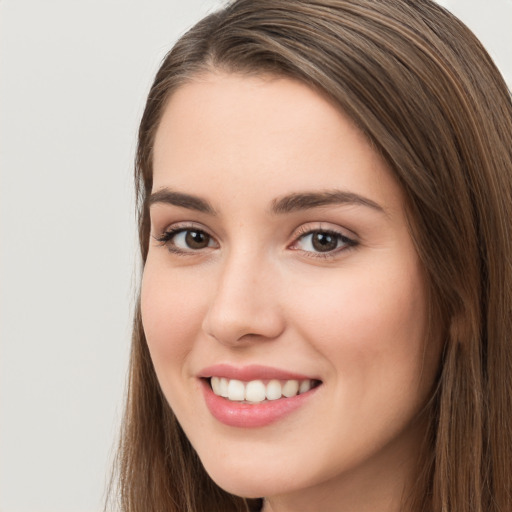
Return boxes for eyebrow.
[270,190,385,214]
[148,187,385,216]
[148,188,217,215]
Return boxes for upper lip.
[197,364,319,382]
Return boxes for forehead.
[152,72,402,214]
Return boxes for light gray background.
[0,1,510,511]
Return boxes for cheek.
[290,260,429,390]
[140,262,206,375]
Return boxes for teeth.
[219,377,229,397]
[266,379,282,401]
[210,377,316,403]
[211,376,221,395]
[299,380,312,394]
[245,380,266,402]
[227,379,245,401]
[282,379,299,397]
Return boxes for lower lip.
[200,379,319,428]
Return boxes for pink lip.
[198,363,316,382]
[198,364,321,428]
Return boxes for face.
[142,72,440,509]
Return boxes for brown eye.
[156,227,217,253]
[184,230,211,249]
[293,229,356,255]
[310,232,338,252]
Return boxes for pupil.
[185,230,209,249]
[312,232,337,252]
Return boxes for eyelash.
[290,225,358,259]
[154,224,358,259]
[154,224,216,256]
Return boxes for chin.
[208,473,289,500]
[200,453,301,499]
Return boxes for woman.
[110,1,512,511]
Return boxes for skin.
[142,72,441,512]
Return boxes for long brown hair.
[109,1,512,511]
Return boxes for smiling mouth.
[207,377,322,404]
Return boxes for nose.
[202,250,285,346]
